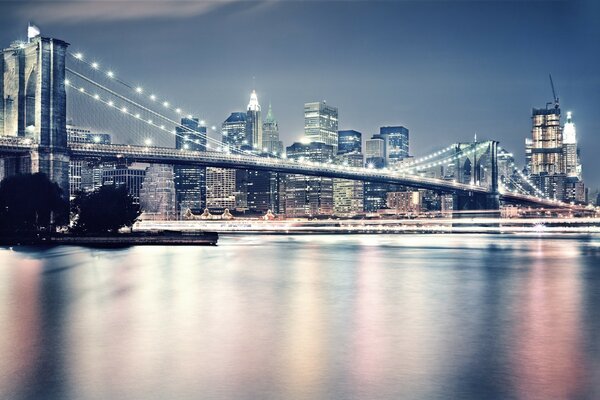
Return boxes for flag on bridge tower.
[27,23,41,42]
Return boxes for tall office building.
[222,112,247,150]
[304,101,339,153]
[102,165,146,204]
[219,112,246,209]
[365,136,385,168]
[337,130,362,155]
[530,106,563,176]
[525,138,533,174]
[527,102,580,201]
[66,125,112,197]
[262,104,283,155]
[562,112,585,203]
[333,152,364,216]
[285,142,335,217]
[246,90,263,151]
[379,126,409,167]
[174,117,206,214]
[562,111,580,179]
[206,167,236,212]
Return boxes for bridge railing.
[69,142,493,194]
[0,136,36,150]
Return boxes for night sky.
[2,0,599,190]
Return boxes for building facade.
[246,90,263,151]
[222,112,247,150]
[262,104,283,155]
[337,130,362,155]
[285,142,335,217]
[174,117,206,214]
[379,126,409,167]
[304,101,339,153]
[206,167,236,212]
[333,152,364,216]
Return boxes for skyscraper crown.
[248,90,261,112]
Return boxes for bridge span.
[0,136,570,210]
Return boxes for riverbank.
[0,231,218,247]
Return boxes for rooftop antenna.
[549,74,559,109]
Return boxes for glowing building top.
[247,90,261,112]
[563,111,577,144]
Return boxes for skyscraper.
[379,126,409,167]
[562,112,585,203]
[206,167,236,212]
[218,112,246,211]
[530,106,563,176]
[262,103,283,155]
[304,101,339,153]
[222,112,247,150]
[337,130,362,155]
[285,142,335,217]
[333,152,364,216]
[102,165,146,205]
[562,111,580,178]
[365,136,385,168]
[174,117,206,214]
[246,90,263,151]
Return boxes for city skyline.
[2,0,599,188]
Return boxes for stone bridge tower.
[0,35,70,197]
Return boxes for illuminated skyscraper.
[304,101,338,153]
[562,111,580,178]
[530,106,563,175]
[285,142,334,217]
[379,126,409,167]
[246,90,263,151]
[262,103,283,155]
[337,130,362,155]
[365,136,385,168]
[222,112,247,150]
[174,117,206,214]
[333,152,364,216]
[206,167,236,212]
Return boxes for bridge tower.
[0,35,70,197]
[454,140,500,211]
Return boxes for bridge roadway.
[0,136,573,209]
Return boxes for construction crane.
[549,74,559,109]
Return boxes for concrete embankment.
[0,231,218,247]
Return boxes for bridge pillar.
[1,36,70,196]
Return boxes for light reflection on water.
[0,234,600,400]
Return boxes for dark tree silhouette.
[72,185,140,234]
[0,173,68,234]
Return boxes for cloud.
[12,0,240,23]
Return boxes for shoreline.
[0,231,219,247]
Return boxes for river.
[1,234,600,399]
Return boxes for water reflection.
[0,234,599,399]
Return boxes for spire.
[265,102,276,123]
[247,90,260,112]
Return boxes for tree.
[72,185,140,234]
[0,173,68,234]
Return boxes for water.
[1,234,600,400]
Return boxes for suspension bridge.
[0,34,582,212]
